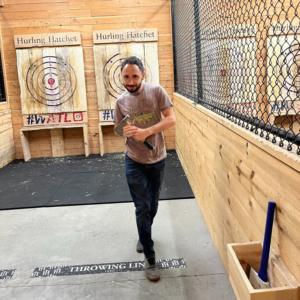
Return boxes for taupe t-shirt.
[114,83,173,164]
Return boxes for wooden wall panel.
[102,125,125,154]
[0,0,174,160]
[63,127,84,156]
[173,93,300,283]
[0,104,16,168]
[0,23,16,168]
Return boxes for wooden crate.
[227,242,299,300]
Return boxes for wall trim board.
[174,93,300,173]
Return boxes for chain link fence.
[171,0,300,154]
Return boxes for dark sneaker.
[136,240,143,253]
[144,257,160,281]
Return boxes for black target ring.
[276,43,300,95]
[26,56,77,107]
[102,53,153,99]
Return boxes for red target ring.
[48,78,55,85]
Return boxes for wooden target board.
[94,43,159,110]
[17,47,87,115]
[267,32,300,116]
[202,37,256,113]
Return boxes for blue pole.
[258,201,276,282]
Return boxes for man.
[114,56,176,282]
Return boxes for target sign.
[17,47,87,115]
[202,39,256,104]
[203,48,245,99]
[26,56,77,107]
[267,35,300,119]
[103,52,153,100]
[275,43,300,96]
[94,43,159,110]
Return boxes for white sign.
[93,29,158,44]
[14,32,81,48]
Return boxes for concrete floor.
[0,199,236,300]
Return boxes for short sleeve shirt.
[114,83,173,164]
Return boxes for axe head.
[114,115,130,137]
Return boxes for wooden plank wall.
[173,93,300,283]
[0,102,15,168]
[0,0,174,161]
[0,23,15,168]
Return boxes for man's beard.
[124,80,143,93]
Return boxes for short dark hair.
[120,56,145,73]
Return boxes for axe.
[114,115,155,150]
[248,201,276,289]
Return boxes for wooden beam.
[83,124,89,157]
[98,122,114,156]
[50,128,65,157]
[20,130,30,162]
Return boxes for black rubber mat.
[0,174,67,210]
[0,150,194,210]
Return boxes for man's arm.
[133,107,176,142]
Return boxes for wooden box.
[227,242,299,300]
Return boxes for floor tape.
[0,269,16,280]
[31,258,187,278]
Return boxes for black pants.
[125,155,165,258]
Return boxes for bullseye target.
[94,43,159,110]
[267,35,300,120]
[203,44,255,103]
[103,53,153,99]
[275,43,300,95]
[17,47,87,115]
[202,39,256,106]
[26,56,77,107]
[203,48,244,99]
[267,34,300,122]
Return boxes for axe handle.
[142,140,155,150]
[258,201,276,282]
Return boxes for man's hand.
[134,127,150,142]
[123,122,138,138]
